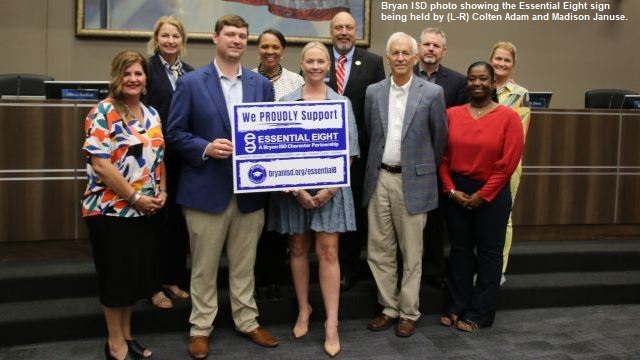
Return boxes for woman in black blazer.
[145,15,194,308]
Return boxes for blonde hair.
[299,41,331,62]
[490,41,517,65]
[108,50,148,114]
[146,16,188,56]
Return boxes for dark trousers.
[255,196,287,287]
[255,230,287,286]
[423,194,446,279]
[444,174,511,327]
[158,198,190,287]
[158,150,190,288]
[339,153,367,276]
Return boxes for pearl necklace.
[258,63,282,81]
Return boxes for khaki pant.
[503,161,522,273]
[184,197,264,336]
[367,170,427,321]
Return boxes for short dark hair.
[214,14,248,34]
[258,28,287,48]
[467,61,498,101]
[467,61,495,81]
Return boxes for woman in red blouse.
[437,61,524,332]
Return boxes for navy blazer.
[413,63,468,108]
[146,54,194,128]
[166,62,274,214]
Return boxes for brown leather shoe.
[367,313,396,331]
[188,336,208,359]
[395,318,416,337]
[241,327,279,347]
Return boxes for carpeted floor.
[1,304,638,359]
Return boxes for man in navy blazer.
[413,27,468,290]
[166,14,278,359]
[363,32,447,338]
[326,11,386,291]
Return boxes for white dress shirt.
[382,76,412,166]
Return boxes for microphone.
[607,93,615,109]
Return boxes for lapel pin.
[355,60,361,66]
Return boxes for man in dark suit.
[166,14,278,360]
[413,27,467,107]
[363,32,447,337]
[326,11,386,290]
[413,27,468,290]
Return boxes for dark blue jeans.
[444,174,511,327]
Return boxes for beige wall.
[1,0,638,108]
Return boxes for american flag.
[223,0,350,21]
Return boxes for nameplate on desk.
[231,100,350,193]
[61,89,100,100]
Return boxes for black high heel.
[127,339,152,358]
[104,342,137,360]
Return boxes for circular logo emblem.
[248,164,267,184]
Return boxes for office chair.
[584,89,638,109]
[0,74,54,97]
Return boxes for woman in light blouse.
[490,41,530,282]
[252,28,305,302]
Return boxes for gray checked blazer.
[362,76,447,215]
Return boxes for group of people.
[81,10,528,360]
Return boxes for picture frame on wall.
[76,0,372,46]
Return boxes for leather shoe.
[188,335,208,359]
[395,318,416,337]
[240,327,279,347]
[367,313,396,331]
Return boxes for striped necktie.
[336,55,347,95]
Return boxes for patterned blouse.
[82,99,164,217]
[498,79,531,138]
[252,67,305,101]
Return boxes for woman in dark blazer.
[145,15,194,308]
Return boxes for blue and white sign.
[231,100,350,193]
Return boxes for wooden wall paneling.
[0,180,78,242]
[523,111,619,167]
[0,104,78,169]
[620,112,640,167]
[513,174,616,225]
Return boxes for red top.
[438,104,524,202]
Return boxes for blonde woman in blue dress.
[268,41,359,357]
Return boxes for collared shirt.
[497,79,529,108]
[214,59,243,122]
[159,55,184,90]
[382,76,412,166]
[417,64,439,83]
[332,46,355,87]
[202,60,243,160]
